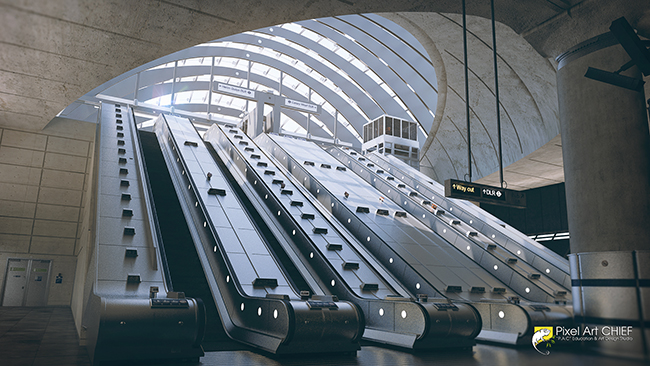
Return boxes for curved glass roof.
[92,13,438,149]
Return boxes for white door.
[25,260,51,306]
[2,259,30,306]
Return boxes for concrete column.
[558,33,650,360]
[557,33,650,255]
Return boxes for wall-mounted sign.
[444,179,526,208]
[448,180,481,199]
[216,83,255,99]
[285,98,318,113]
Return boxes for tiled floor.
[1,306,646,366]
[0,306,90,366]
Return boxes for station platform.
[1,306,646,366]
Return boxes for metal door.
[24,260,51,306]
[2,259,30,306]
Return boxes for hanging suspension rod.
[491,0,504,188]
[463,0,472,182]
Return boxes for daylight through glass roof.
[95,13,438,149]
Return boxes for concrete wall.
[2,0,646,133]
[384,12,560,186]
[0,118,95,306]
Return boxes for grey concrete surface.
[1,0,648,194]
[1,0,648,133]
[557,40,650,254]
[385,11,560,186]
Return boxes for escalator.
[203,122,482,350]
[256,133,573,345]
[81,104,205,365]
[327,146,571,302]
[139,130,238,351]
[364,152,571,289]
[150,114,362,354]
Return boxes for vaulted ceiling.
[1,0,648,189]
[2,0,647,132]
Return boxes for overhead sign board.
[216,83,255,99]
[444,179,526,208]
[214,84,320,115]
[284,98,319,113]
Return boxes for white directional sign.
[216,83,255,99]
[285,98,319,113]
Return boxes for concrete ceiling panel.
[1,0,647,133]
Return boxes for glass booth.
[362,115,419,169]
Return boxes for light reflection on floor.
[199,344,647,366]
[4,307,644,366]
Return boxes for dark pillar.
[557,32,650,360]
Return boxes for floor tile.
[32,355,92,366]
[0,306,90,366]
